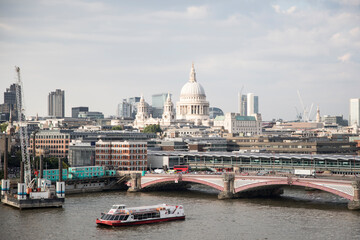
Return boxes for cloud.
[338,53,352,62]
[186,6,208,19]
[150,5,208,20]
[333,0,360,6]
[349,27,360,36]
[0,23,13,31]
[40,0,107,12]
[272,5,297,14]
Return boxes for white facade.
[247,93,255,116]
[214,112,262,135]
[349,98,360,126]
[176,63,209,125]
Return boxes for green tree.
[112,125,123,130]
[143,124,162,133]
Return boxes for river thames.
[1,185,359,240]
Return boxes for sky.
[0,0,359,121]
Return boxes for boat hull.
[96,216,185,226]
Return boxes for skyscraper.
[238,94,247,116]
[48,89,65,118]
[349,98,360,126]
[117,99,132,118]
[0,84,19,121]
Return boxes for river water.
[1,185,359,240]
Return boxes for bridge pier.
[218,173,235,200]
[348,181,360,210]
[127,173,142,192]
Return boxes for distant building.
[349,98,360,126]
[323,115,347,127]
[72,106,89,118]
[214,112,262,135]
[238,93,259,116]
[227,135,358,155]
[246,93,259,116]
[48,89,65,118]
[152,93,171,118]
[68,140,95,167]
[0,84,19,121]
[95,140,147,170]
[209,107,224,119]
[78,111,104,120]
[238,94,247,116]
[29,129,72,159]
[128,97,141,118]
[117,99,132,118]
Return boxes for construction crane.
[15,66,33,188]
[297,90,314,122]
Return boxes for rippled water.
[1,186,359,240]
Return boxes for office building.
[95,140,147,170]
[128,97,141,118]
[214,112,262,135]
[78,111,104,120]
[117,99,132,118]
[72,106,89,118]
[48,89,65,118]
[152,93,171,118]
[238,94,247,116]
[349,98,360,126]
[0,84,19,121]
[239,93,258,116]
[247,93,259,116]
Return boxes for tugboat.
[96,204,185,226]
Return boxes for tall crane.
[15,66,32,188]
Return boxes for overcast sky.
[0,0,359,121]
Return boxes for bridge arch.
[234,180,354,201]
[141,178,223,191]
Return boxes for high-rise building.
[152,93,171,118]
[238,94,247,116]
[0,84,19,121]
[128,97,141,118]
[48,89,65,118]
[117,99,132,118]
[349,98,360,126]
[239,93,259,116]
[72,106,88,118]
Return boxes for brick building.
[95,140,147,171]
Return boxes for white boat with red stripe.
[96,203,185,226]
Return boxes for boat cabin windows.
[133,212,160,220]
[101,214,129,221]
[111,205,126,210]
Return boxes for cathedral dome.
[180,81,205,97]
[179,63,206,98]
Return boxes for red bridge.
[127,173,360,210]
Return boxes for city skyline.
[0,0,359,121]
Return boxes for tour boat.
[96,203,185,226]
